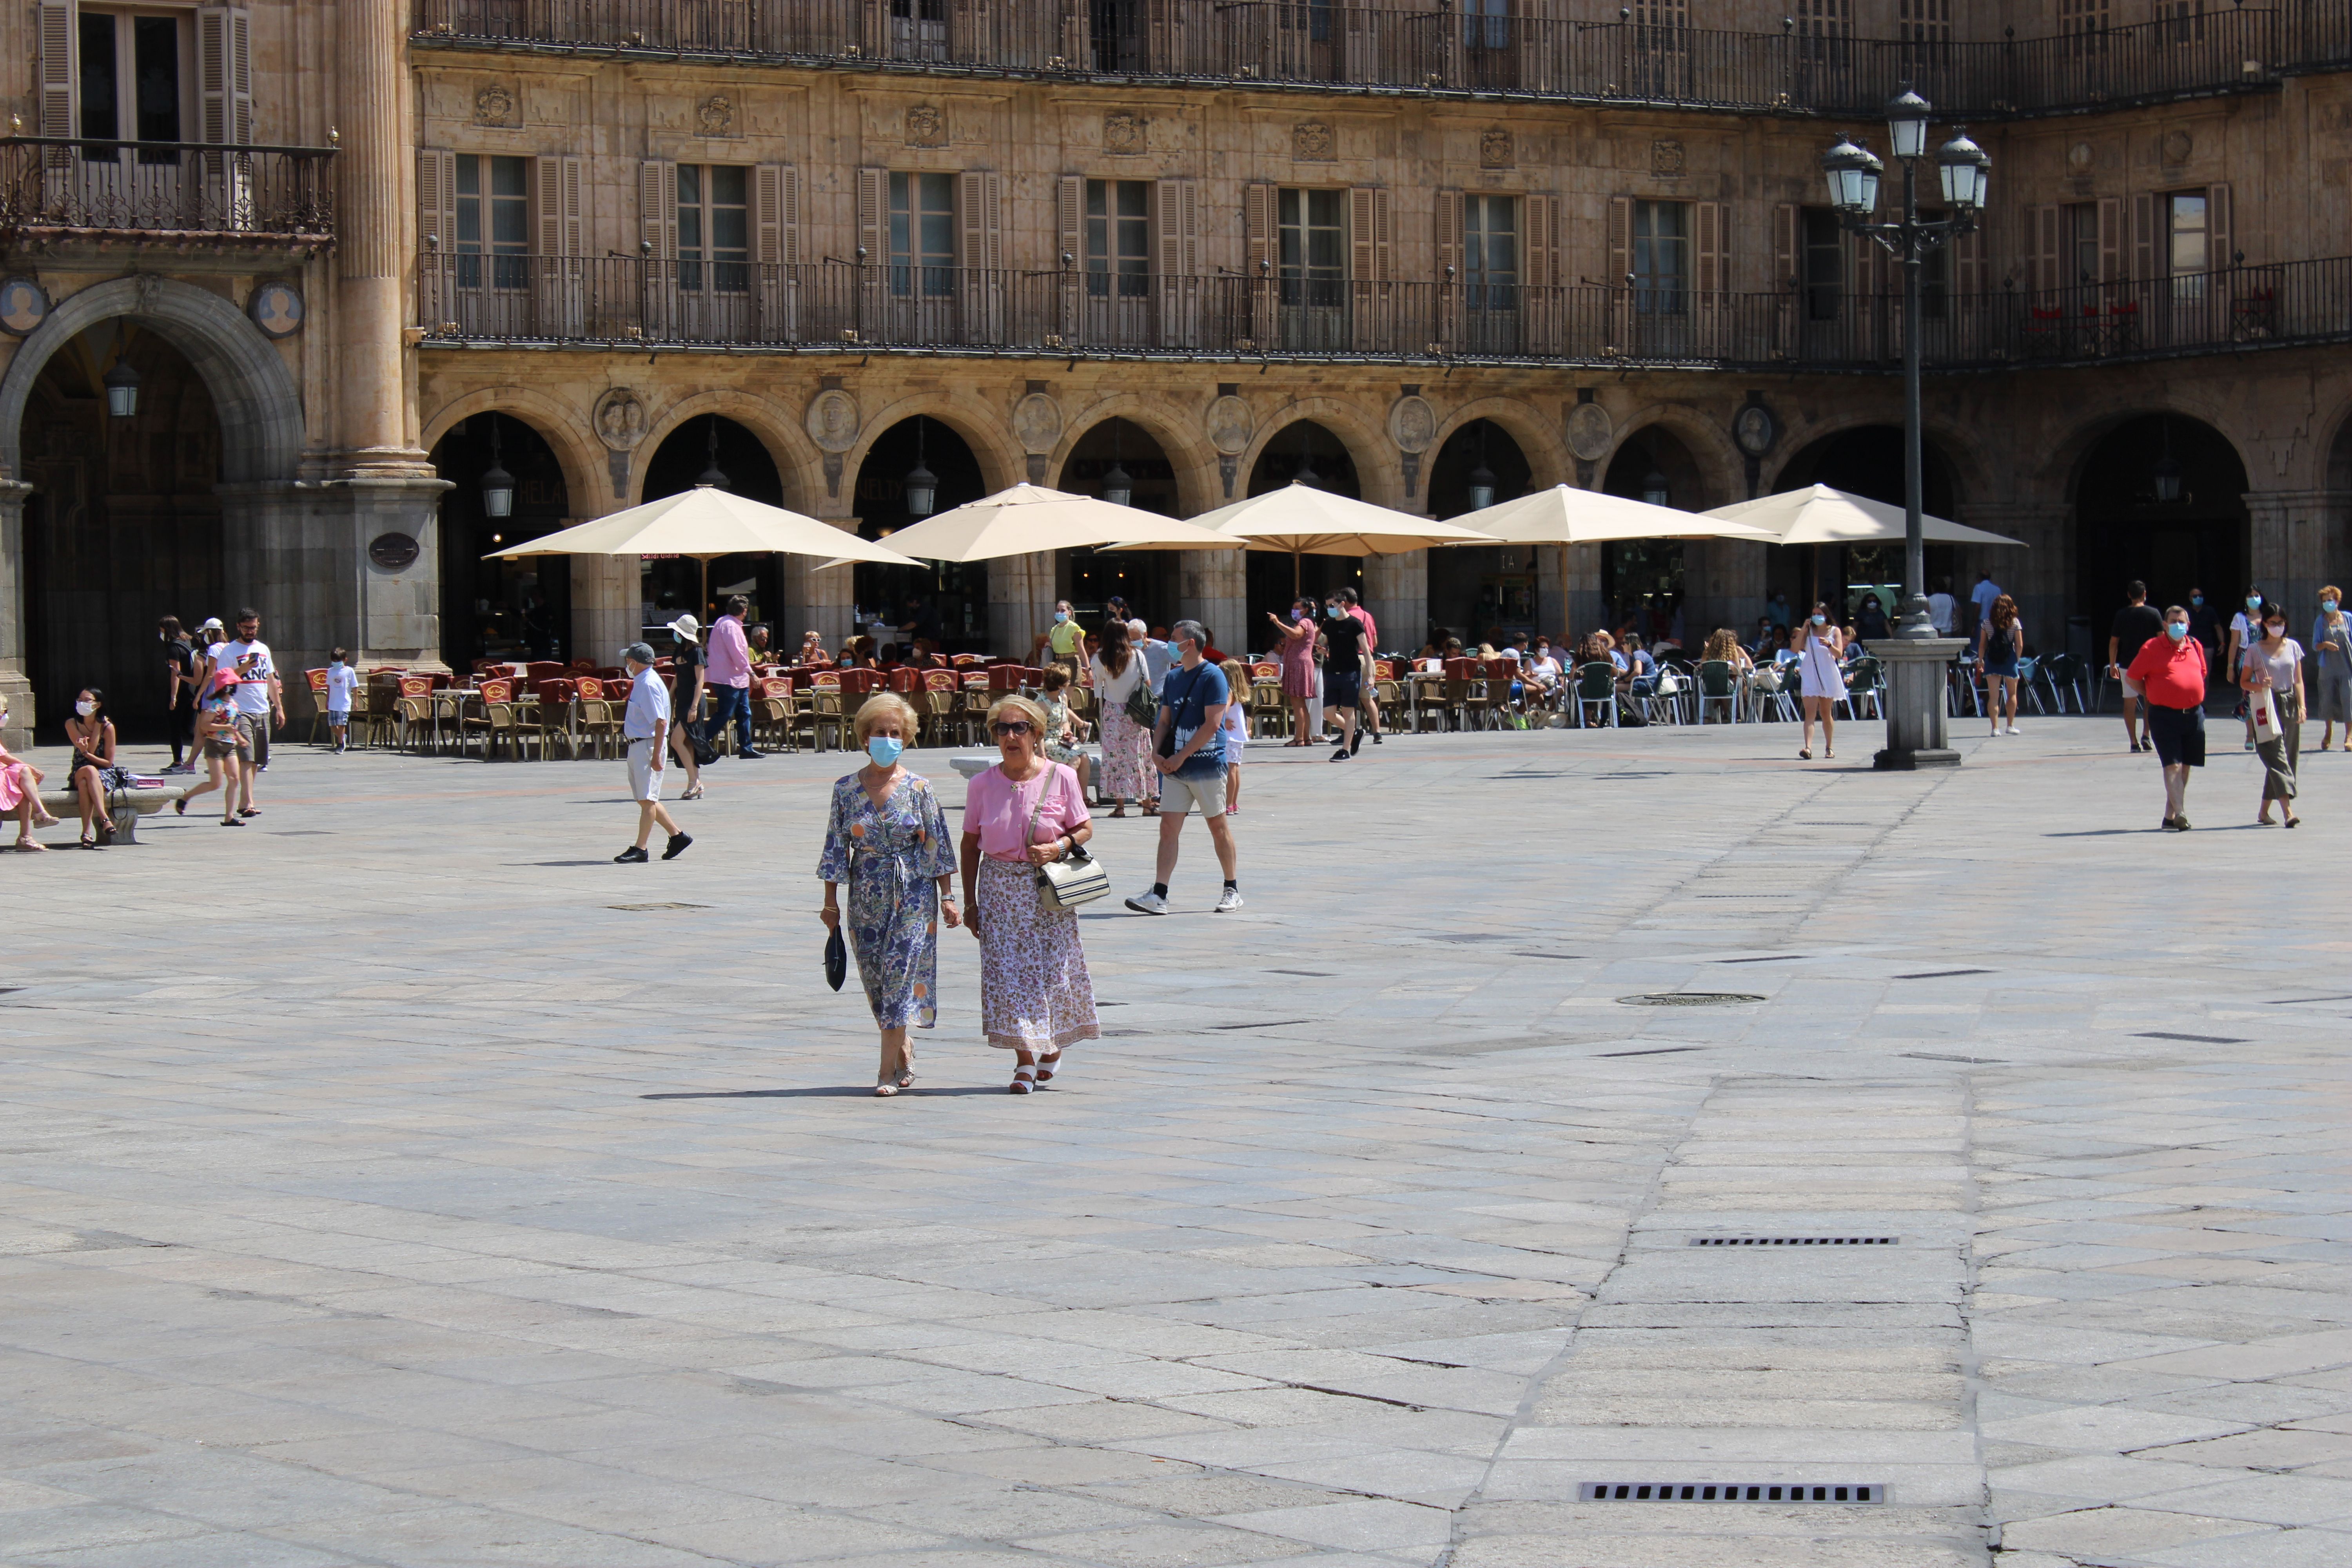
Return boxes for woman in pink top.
[959,694,1100,1093]
[0,690,62,851]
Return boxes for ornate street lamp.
[903,417,937,517]
[479,415,514,520]
[103,323,140,419]
[1818,83,1991,769]
[694,415,730,490]
[1465,420,1497,512]
[1641,468,1670,508]
[1101,423,1132,508]
[2153,420,2184,503]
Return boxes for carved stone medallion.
[472,83,517,127]
[248,281,304,339]
[1564,401,1615,464]
[1103,111,1145,156]
[593,388,650,452]
[905,103,947,148]
[1205,395,1253,457]
[697,94,735,138]
[1292,120,1334,161]
[1732,402,1778,459]
[806,388,860,454]
[1011,392,1063,456]
[1388,396,1437,456]
[2067,140,2095,171]
[1479,130,1514,170]
[1650,138,1684,178]
[2161,127,2193,165]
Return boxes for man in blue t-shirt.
[1126,619,1242,916]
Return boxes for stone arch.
[839,391,1026,503]
[421,386,604,524]
[2324,397,2352,494]
[2039,403,2255,511]
[1762,413,1989,511]
[0,275,302,484]
[1608,403,1746,513]
[635,389,817,512]
[1428,397,1566,493]
[1240,397,1393,506]
[1049,394,1222,517]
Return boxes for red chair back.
[305,668,329,693]
[889,666,924,694]
[1250,661,1279,680]
[811,671,842,691]
[570,659,595,673]
[1374,659,1398,679]
[479,678,514,702]
[924,669,958,691]
[758,677,791,698]
[536,678,577,704]
[399,675,434,698]
[606,677,632,700]
[575,676,604,701]
[1483,658,1517,680]
[988,665,1026,691]
[838,668,883,695]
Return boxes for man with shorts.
[212,610,282,813]
[2127,606,2209,831]
[615,643,691,864]
[1126,621,1241,915]
[1320,594,1369,758]
[2108,579,2165,754]
[1340,587,1382,744]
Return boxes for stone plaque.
[0,276,50,336]
[1388,395,1437,455]
[473,83,517,127]
[1011,392,1063,455]
[2161,127,2193,165]
[1650,138,1685,177]
[248,281,303,338]
[594,388,649,450]
[368,533,421,571]
[1564,401,1615,463]
[905,103,947,147]
[1103,112,1145,156]
[806,388,860,453]
[1732,402,1778,458]
[2067,140,2095,171]
[1293,120,1334,161]
[1205,394,1252,457]
[697,94,735,137]
[1479,130,1513,169]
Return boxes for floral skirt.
[977,857,1100,1052]
[1098,704,1156,802]
[848,852,942,1030]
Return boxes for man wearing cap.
[701,595,763,759]
[666,613,708,800]
[616,643,691,864]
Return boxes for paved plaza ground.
[3,715,2349,1568]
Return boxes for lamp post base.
[1870,636,1968,772]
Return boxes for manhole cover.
[1617,992,1766,1007]
[1581,1482,1884,1504]
[1688,1235,1898,1247]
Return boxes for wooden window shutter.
[1523,194,1560,290]
[1606,196,1632,285]
[1849,226,1881,299]
[1373,189,1393,281]
[956,170,1004,272]
[2029,203,2059,293]
[417,151,459,253]
[2096,196,2120,284]
[36,1,73,142]
[198,7,254,145]
[1772,203,1798,291]
[1057,174,1084,269]
[1951,226,1984,296]
[855,167,887,265]
[1242,181,1276,275]
[779,165,802,265]
[1349,187,1376,281]
[2207,181,2232,270]
[1156,178,1200,349]
[2131,193,2155,281]
[1693,201,1726,294]
[535,156,584,257]
[640,161,679,258]
[1433,189,1463,282]
[753,165,784,265]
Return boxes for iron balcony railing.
[418,252,2352,371]
[410,1,2348,118]
[0,138,336,240]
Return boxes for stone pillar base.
[1361,549,1426,658]
[1872,636,1967,771]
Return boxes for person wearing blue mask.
[2311,585,2350,752]
[2226,588,2267,750]
[819,693,960,1096]
[2126,605,2210,831]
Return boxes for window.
[1086,180,1150,299]
[2167,191,2208,298]
[1461,0,1509,52]
[678,165,750,293]
[1802,207,1843,321]
[889,171,955,296]
[78,9,184,161]
[890,0,948,60]
[2066,202,2100,286]
[2159,1,2205,46]
[1463,194,1517,310]
[1793,0,1849,39]
[1277,187,1346,309]
[454,154,530,290]
[2061,0,2109,51]
[1632,200,1687,315]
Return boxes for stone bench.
[34,785,187,845]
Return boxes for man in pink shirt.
[1341,587,1383,745]
[701,595,763,758]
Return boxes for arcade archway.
[1772,424,1962,622]
[1246,420,1363,613]
[1060,417,1181,628]
[639,415,786,644]
[852,416,988,653]
[1599,427,1708,644]
[1428,419,1535,646]
[2073,414,2248,632]
[432,413,573,669]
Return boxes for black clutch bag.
[824,926,847,992]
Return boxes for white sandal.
[1034,1052,1062,1085]
[1009,1066,1036,1095]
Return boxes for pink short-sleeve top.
[964,762,1090,863]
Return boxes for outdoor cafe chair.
[919,670,964,748]
[806,672,847,753]
[1746,663,1798,722]
[574,677,623,759]
[1838,657,1884,721]
[304,669,334,744]
[1572,663,1618,728]
[2012,655,2048,715]
[755,677,799,752]
[1696,660,1740,724]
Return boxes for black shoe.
[662,832,693,860]
[1330,747,1350,761]
[2161,816,2181,831]
[614,845,650,863]
[737,747,766,759]
[1350,730,1365,755]
[2174,816,2192,831]
[1371,731,1383,744]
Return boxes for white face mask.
[74,700,95,717]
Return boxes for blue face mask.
[1811,613,1827,626]
[1053,611,1069,624]
[2247,595,2263,610]
[866,736,904,767]
[2191,595,2204,607]
[2166,622,2189,641]
[2326,600,2339,613]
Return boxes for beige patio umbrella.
[1167,481,1497,595]
[846,483,1243,563]
[486,485,922,619]
[1449,484,1781,546]
[1704,485,2027,548]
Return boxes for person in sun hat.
[666,612,708,800]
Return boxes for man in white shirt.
[1927,577,1958,636]
[1970,574,2003,637]
[211,609,283,813]
[616,642,690,864]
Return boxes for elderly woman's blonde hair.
[985,693,1050,740]
[853,691,920,746]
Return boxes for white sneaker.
[2006,725,2021,735]
[1214,887,1244,913]
[1125,890,1169,915]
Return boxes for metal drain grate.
[1618,993,1766,1007]
[1581,1483,1884,1504]
[1688,1235,1898,1247]
[2134,1030,2249,1044]
[1601,1045,1705,1058]
[608,902,711,912]
[1894,968,1992,979]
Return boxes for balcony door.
[1460,194,1519,354]
[40,5,216,228]
[1276,187,1347,350]
[1084,179,1152,347]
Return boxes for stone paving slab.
[2,718,2348,1566]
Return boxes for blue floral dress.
[817,772,957,1029]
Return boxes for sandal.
[1109,805,1125,818]
[174,797,187,816]
[15,839,45,852]
[1798,748,1811,760]
[874,1077,898,1098]
[1034,1052,1062,1085]
[2285,815,2302,829]
[78,834,99,849]
[239,807,259,817]
[1009,1066,1036,1095]
[682,784,705,801]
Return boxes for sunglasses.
[990,720,1033,737]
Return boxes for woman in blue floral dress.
[819,694,960,1095]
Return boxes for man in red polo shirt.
[2126,604,2209,831]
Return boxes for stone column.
[1361,549,1425,656]
[0,479,33,749]
[989,549,1053,659]
[1704,539,1768,646]
[1871,637,1967,770]
[1959,504,2070,653]
[1561,544,1603,643]
[572,556,638,666]
[1180,547,1247,656]
[2245,490,2350,623]
[335,0,415,475]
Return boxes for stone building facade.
[3,1,2348,742]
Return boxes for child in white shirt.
[325,649,361,754]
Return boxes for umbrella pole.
[1293,550,1301,600]
[699,557,710,622]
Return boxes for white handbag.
[1025,769,1111,911]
